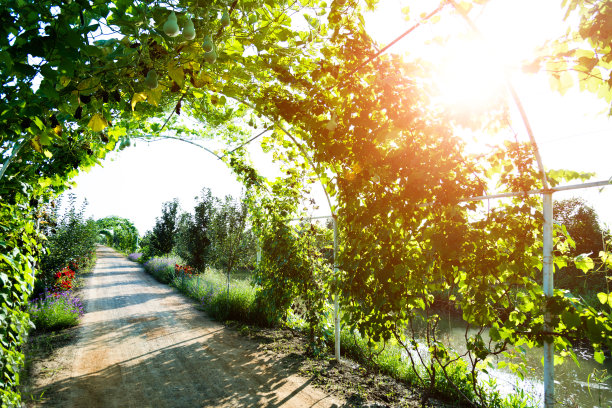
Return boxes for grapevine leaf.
[575,254,594,273]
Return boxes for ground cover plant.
[128,252,143,262]
[152,249,535,407]
[2,0,612,405]
[143,255,184,284]
[167,265,264,325]
[28,291,85,332]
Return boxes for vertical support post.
[256,241,262,266]
[332,216,341,361]
[543,192,554,408]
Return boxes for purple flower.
[128,253,143,262]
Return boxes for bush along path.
[23,246,343,408]
[141,254,475,407]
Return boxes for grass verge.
[170,268,270,325]
[143,257,534,407]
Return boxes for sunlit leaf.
[575,254,594,273]
[597,292,608,305]
[88,113,108,132]
[146,88,162,107]
[167,61,184,88]
[131,92,148,111]
[30,138,42,153]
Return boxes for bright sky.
[67,0,612,235]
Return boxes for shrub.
[171,269,271,326]
[128,253,143,262]
[143,256,183,283]
[28,291,84,331]
[53,267,76,292]
[39,194,97,290]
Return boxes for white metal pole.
[333,216,341,361]
[543,192,554,408]
[256,241,262,266]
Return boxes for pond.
[432,316,612,407]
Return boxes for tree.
[555,197,604,256]
[150,199,179,256]
[39,194,98,290]
[554,197,608,292]
[174,188,217,271]
[209,195,254,276]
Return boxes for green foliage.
[38,195,97,292]
[536,0,612,108]
[209,195,255,276]
[149,199,179,256]
[174,188,216,270]
[2,0,612,404]
[0,203,40,406]
[173,268,270,326]
[143,256,182,284]
[28,292,84,331]
[250,182,333,351]
[96,216,139,254]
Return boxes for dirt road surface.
[27,246,343,408]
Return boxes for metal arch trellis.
[147,3,610,404]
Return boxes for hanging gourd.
[144,70,159,89]
[163,11,180,37]
[183,17,196,40]
[202,35,214,53]
[220,9,230,26]
[204,47,217,64]
[325,113,338,131]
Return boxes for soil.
[20,246,443,408]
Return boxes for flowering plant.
[54,267,75,291]
[29,290,85,330]
[175,263,195,276]
[128,253,143,262]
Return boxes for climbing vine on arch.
[2,0,612,405]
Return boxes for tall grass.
[171,269,270,325]
[329,320,534,408]
[143,256,182,283]
[144,256,530,407]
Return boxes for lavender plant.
[143,256,183,283]
[28,291,85,331]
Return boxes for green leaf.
[562,310,581,329]
[575,254,594,273]
[39,133,51,146]
[594,350,605,364]
[597,292,608,305]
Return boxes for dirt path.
[27,246,343,408]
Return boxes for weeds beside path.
[22,246,343,407]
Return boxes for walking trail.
[28,246,343,408]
